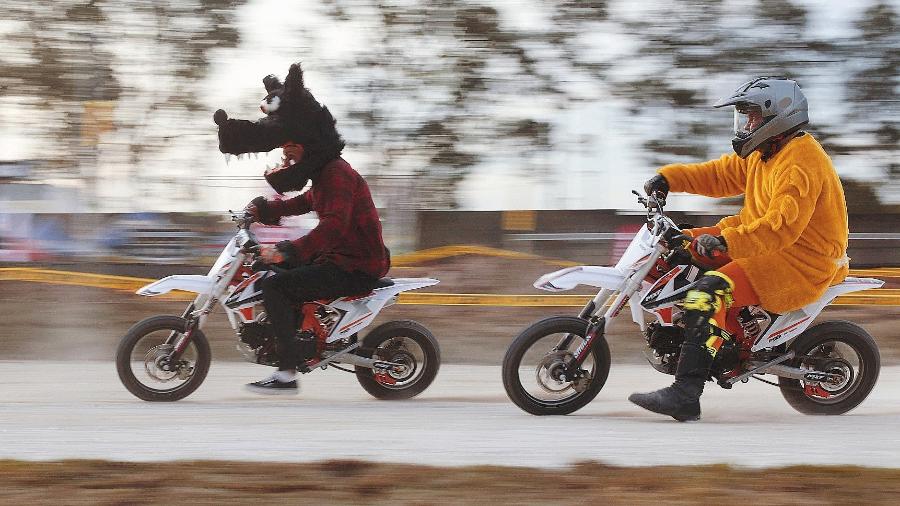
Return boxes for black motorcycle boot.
[629,314,715,422]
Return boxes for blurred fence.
[0,212,312,264]
[418,210,900,268]
[1,209,898,267]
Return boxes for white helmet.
[714,77,809,158]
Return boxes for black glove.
[245,196,280,226]
[643,174,670,198]
[274,240,298,267]
[693,234,727,259]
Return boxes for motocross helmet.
[713,77,808,158]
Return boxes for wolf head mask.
[213,63,345,193]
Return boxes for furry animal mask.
[213,63,345,193]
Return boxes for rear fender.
[752,277,884,352]
[374,278,440,297]
[534,266,625,292]
[327,278,439,341]
[136,275,214,296]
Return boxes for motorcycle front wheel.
[779,320,880,415]
[115,315,211,402]
[502,316,610,415]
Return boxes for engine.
[644,322,684,374]
[237,321,278,366]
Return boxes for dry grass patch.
[1,460,898,505]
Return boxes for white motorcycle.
[502,191,882,416]
[116,211,441,402]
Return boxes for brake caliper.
[804,384,831,398]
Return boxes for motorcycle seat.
[374,277,394,288]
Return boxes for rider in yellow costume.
[630,77,850,421]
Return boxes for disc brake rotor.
[143,344,194,382]
[376,339,418,382]
[384,350,416,381]
[818,358,854,393]
[535,351,590,394]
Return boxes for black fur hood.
[213,62,345,193]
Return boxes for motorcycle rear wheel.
[779,320,880,415]
[116,315,211,402]
[354,320,440,400]
[502,316,610,415]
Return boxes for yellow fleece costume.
[658,133,849,314]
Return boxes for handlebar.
[241,240,289,274]
[228,209,256,230]
[631,189,666,214]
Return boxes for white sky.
[0,0,896,213]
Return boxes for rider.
[214,63,391,394]
[245,145,390,395]
[629,77,850,421]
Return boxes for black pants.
[260,263,378,370]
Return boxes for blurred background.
[0,0,898,264]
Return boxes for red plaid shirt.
[267,158,390,278]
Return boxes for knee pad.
[682,272,735,316]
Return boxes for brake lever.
[632,189,648,207]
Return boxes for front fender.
[533,266,626,292]
[137,274,214,296]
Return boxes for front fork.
[163,251,246,363]
[158,303,199,370]
[560,245,664,377]
[564,316,606,378]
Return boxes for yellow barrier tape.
[391,244,579,268]
[1,267,898,306]
[0,267,191,300]
[393,291,900,307]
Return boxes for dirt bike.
[502,191,882,416]
[116,211,441,402]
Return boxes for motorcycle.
[502,191,882,416]
[116,211,441,402]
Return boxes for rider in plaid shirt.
[243,145,391,395]
[264,156,390,279]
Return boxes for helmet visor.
[733,104,764,139]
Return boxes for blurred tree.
[846,2,899,198]
[341,0,564,208]
[0,0,245,209]
[841,177,900,214]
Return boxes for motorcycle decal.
[803,371,830,382]
[765,316,811,343]
[641,265,700,310]
[574,318,604,364]
[611,295,630,317]
[224,271,266,309]
[339,312,373,333]
[653,306,673,324]
[644,266,683,301]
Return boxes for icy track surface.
[2,361,899,468]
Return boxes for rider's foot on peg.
[245,374,299,395]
